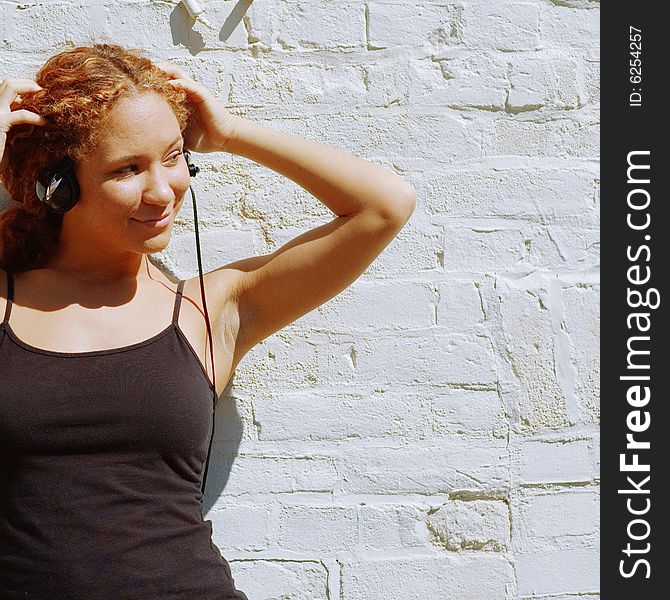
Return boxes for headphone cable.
[189,182,217,499]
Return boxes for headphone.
[34,148,218,500]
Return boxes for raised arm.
[212,115,416,369]
[154,63,415,371]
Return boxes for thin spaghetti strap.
[3,270,14,325]
[171,279,185,326]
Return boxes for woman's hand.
[0,78,49,181]
[155,62,239,154]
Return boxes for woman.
[0,43,415,599]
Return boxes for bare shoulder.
[183,265,245,331]
[181,264,249,372]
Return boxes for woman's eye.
[116,152,181,175]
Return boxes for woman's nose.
[143,167,177,203]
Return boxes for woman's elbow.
[386,186,416,225]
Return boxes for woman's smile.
[133,212,173,228]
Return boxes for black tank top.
[0,270,248,600]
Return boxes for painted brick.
[422,167,597,221]
[507,53,581,111]
[520,439,599,484]
[209,504,272,551]
[231,57,366,107]
[103,1,183,50]
[277,504,357,552]
[517,546,599,596]
[409,52,508,109]
[493,114,599,159]
[249,0,365,50]
[363,57,412,107]
[217,454,340,495]
[306,280,436,331]
[340,556,515,599]
[0,2,12,46]
[436,280,485,330]
[430,389,508,440]
[359,503,428,550]
[521,595,599,600]
[240,113,484,164]
[579,58,601,105]
[334,442,510,495]
[367,1,464,50]
[3,1,90,52]
[443,225,530,273]
[427,499,510,551]
[236,330,498,389]
[360,217,443,275]
[498,284,572,431]
[253,387,427,441]
[231,559,330,600]
[525,215,600,271]
[540,3,600,51]
[321,332,499,386]
[516,490,599,542]
[164,229,255,274]
[462,2,541,51]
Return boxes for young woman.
[0,43,415,599]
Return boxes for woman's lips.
[135,213,172,227]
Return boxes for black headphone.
[34,148,218,500]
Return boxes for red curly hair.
[0,42,192,272]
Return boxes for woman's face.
[71,93,190,255]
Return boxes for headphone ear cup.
[35,161,80,213]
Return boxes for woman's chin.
[140,230,172,253]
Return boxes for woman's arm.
[222,114,416,219]
[206,115,416,367]
[156,64,415,364]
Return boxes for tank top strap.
[171,279,185,326]
[3,269,14,325]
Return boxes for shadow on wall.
[201,382,247,516]
[167,0,253,54]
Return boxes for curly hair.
[0,42,193,272]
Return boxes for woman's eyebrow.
[107,136,183,164]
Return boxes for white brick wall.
[1,1,600,598]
